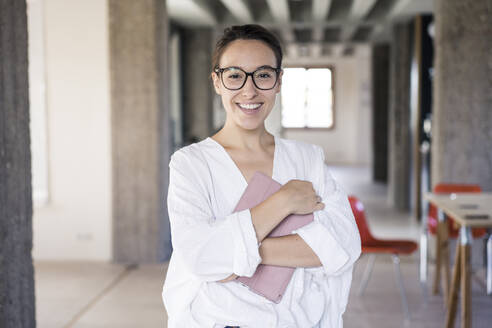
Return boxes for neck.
[213,120,272,151]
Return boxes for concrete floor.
[34,165,492,327]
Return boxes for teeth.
[238,103,261,110]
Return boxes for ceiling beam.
[311,26,325,58]
[371,0,413,40]
[311,1,333,59]
[312,27,324,41]
[350,0,378,20]
[340,25,358,42]
[340,0,377,41]
[265,0,294,48]
[219,0,253,23]
[312,0,332,22]
[265,0,289,23]
[167,0,217,26]
[388,0,413,19]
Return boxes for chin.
[234,118,264,131]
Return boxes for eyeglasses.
[214,66,282,90]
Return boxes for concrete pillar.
[181,28,214,143]
[0,0,36,326]
[109,0,172,263]
[388,22,412,210]
[432,0,492,190]
[372,43,390,182]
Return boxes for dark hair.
[212,24,283,71]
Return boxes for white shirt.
[162,136,361,328]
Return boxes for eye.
[224,69,245,80]
[255,69,274,79]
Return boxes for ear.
[211,72,222,95]
[275,70,283,94]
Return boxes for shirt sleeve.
[292,145,361,276]
[167,150,262,282]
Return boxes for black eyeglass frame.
[214,66,282,90]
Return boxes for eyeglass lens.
[221,67,277,90]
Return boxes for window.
[280,67,334,129]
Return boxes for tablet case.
[233,171,314,303]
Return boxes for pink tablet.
[233,171,314,303]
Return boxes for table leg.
[441,213,451,304]
[445,237,461,328]
[420,199,429,284]
[487,231,492,295]
[433,213,443,295]
[460,227,472,328]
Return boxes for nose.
[240,75,258,98]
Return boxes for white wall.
[279,46,373,166]
[28,0,49,206]
[31,0,112,260]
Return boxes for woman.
[162,24,361,328]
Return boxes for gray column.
[109,0,172,263]
[388,22,412,210]
[181,28,214,143]
[0,0,35,326]
[432,0,492,190]
[372,43,390,183]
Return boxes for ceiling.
[167,0,434,57]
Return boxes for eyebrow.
[222,65,277,70]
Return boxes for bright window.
[281,67,334,128]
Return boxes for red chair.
[427,183,486,239]
[349,195,417,321]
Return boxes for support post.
[0,0,35,326]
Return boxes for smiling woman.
[162,24,361,328]
[211,36,282,134]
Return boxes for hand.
[279,180,325,215]
[218,273,238,283]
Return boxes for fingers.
[314,195,324,211]
[218,273,238,283]
[315,202,325,211]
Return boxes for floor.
[35,165,492,327]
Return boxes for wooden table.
[424,192,492,328]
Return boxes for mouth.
[236,102,263,114]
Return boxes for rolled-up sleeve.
[168,151,261,282]
[292,146,361,276]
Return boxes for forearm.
[218,233,321,283]
[250,191,291,242]
[259,234,322,268]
